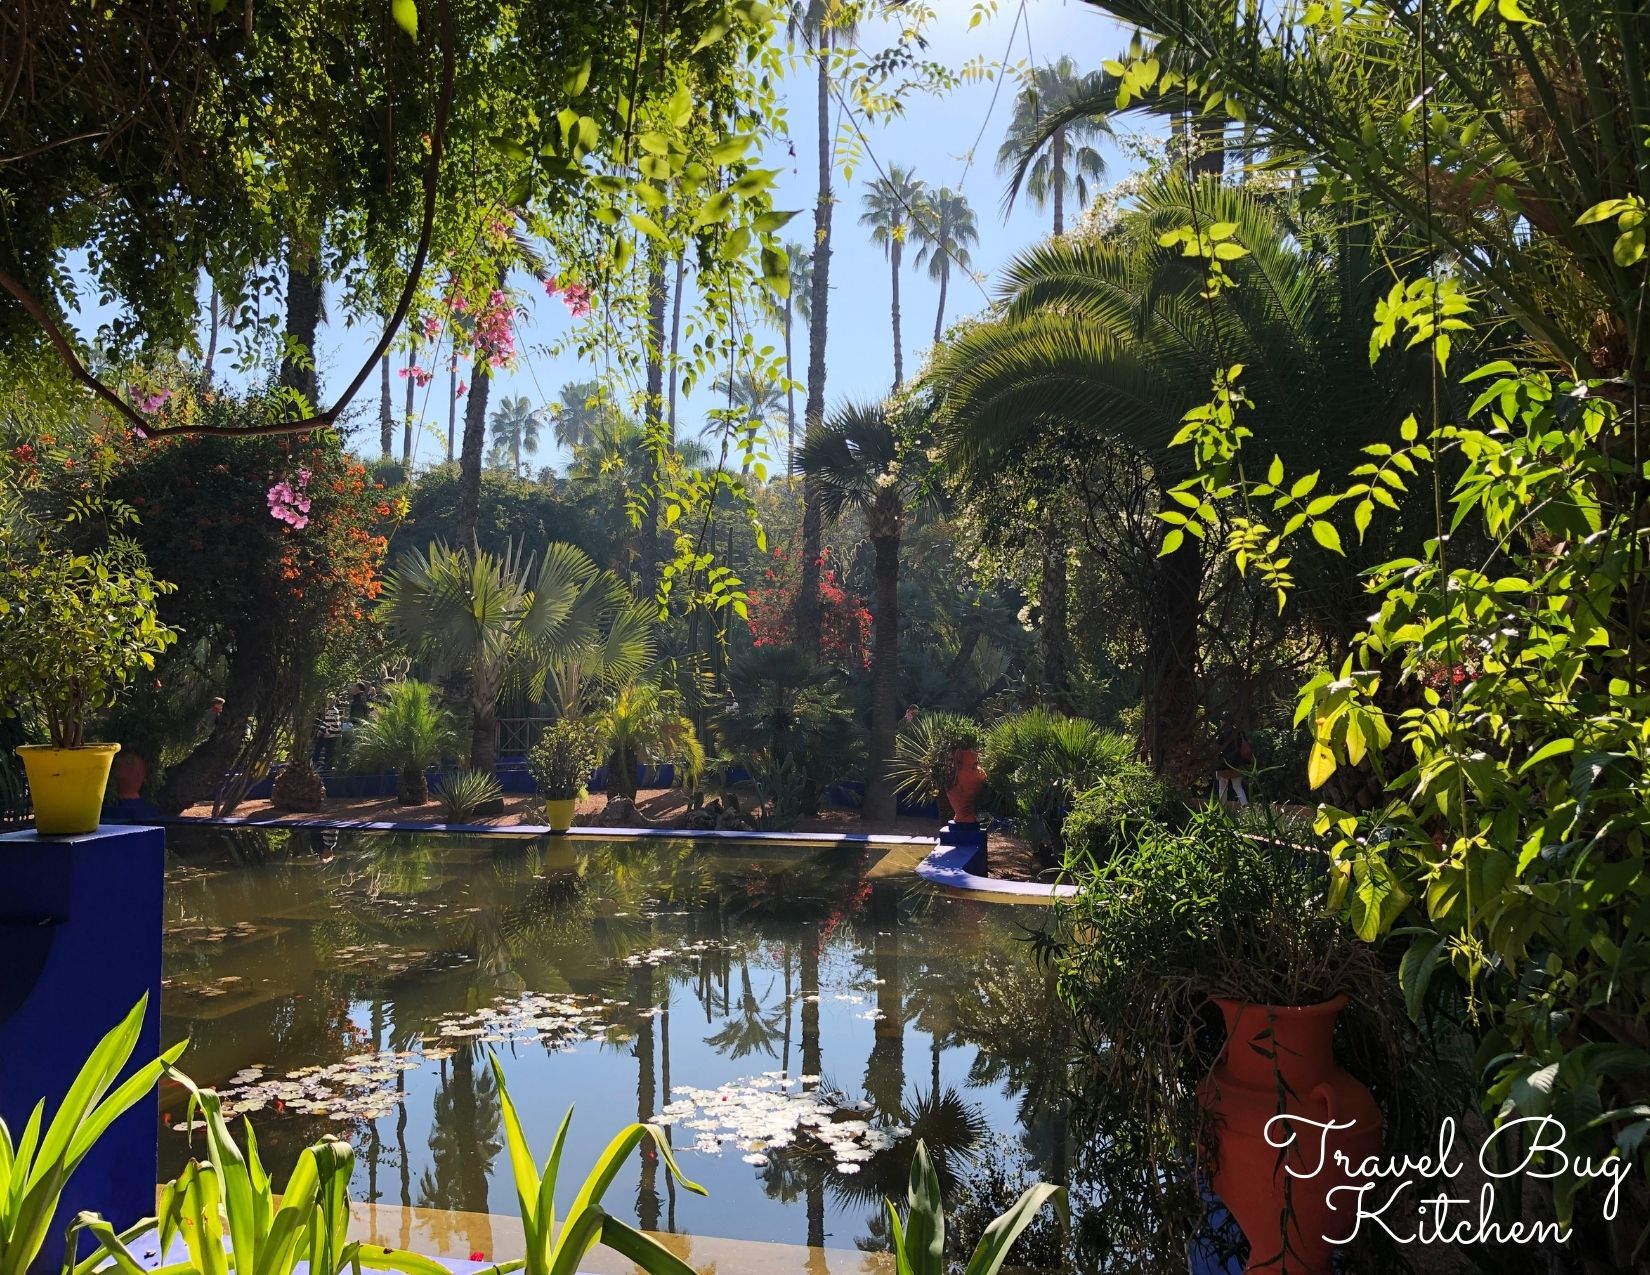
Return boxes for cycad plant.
[348,680,456,805]
[380,541,648,779]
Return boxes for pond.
[159,827,1075,1266]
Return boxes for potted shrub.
[0,540,176,835]
[888,711,981,819]
[348,680,456,805]
[527,718,600,832]
[1044,813,1433,1273]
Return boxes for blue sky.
[89,1,1136,469]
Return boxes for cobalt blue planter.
[0,824,164,1272]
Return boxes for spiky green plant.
[883,1141,1065,1275]
[888,712,981,809]
[348,681,457,805]
[0,997,184,1275]
[436,768,504,822]
[485,1055,706,1275]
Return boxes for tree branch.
[0,0,456,442]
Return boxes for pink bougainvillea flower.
[456,381,468,397]
[129,386,172,414]
[542,275,561,297]
[562,281,592,318]
[420,315,441,340]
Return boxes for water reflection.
[160,828,1070,1258]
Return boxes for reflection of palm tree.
[632,960,661,1233]
[704,957,787,1060]
[862,881,904,1119]
[417,1043,501,1214]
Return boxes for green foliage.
[881,1140,1066,1275]
[595,683,703,799]
[1059,760,1178,870]
[526,718,601,800]
[435,768,504,821]
[0,434,176,748]
[888,712,980,807]
[348,682,457,796]
[0,997,185,1275]
[981,710,1131,855]
[486,1053,706,1275]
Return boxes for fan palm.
[859,165,927,389]
[488,394,542,476]
[932,175,1432,774]
[995,56,1112,235]
[348,680,458,805]
[380,541,649,778]
[798,399,932,822]
[911,186,978,344]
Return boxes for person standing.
[1214,713,1253,809]
[312,699,343,770]
[196,696,226,740]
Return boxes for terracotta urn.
[944,748,987,824]
[111,748,149,801]
[1198,995,1382,1273]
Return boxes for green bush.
[982,709,1131,857]
[527,718,601,800]
[348,681,457,805]
[1060,761,1180,871]
[435,768,504,821]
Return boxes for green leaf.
[1398,935,1447,1020]
[1519,737,1574,773]
[962,1183,1067,1275]
[390,0,417,39]
[564,55,593,97]
[1311,520,1344,554]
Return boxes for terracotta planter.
[943,748,987,824]
[1199,995,1382,1274]
[16,743,120,835]
[111,748,149,801]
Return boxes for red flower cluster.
[745,548,870,670]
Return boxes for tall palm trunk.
[1051,126,1067,236]
[455,350,490,555]
[889,239,904,389]
[866,882,903,1116]
[203,285,220,382]
[801,928,825,1252]
[379,352,394,459]
[447,359,457,461]
[783,292,796,476]
[797,45,833,658]
[1141,510,1203,779]
[279,241,323,407]
[402,347,415,467]
[864,495,901,821]
[933,258,949,345]
[641,247,668,601]
[668,251,685,441]
[1041,507,1073,710]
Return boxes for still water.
[159,827,1072,1258]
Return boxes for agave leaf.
[592,1214,698,1275]
[961,1183,1067,1275]
[487,1055,542,1230]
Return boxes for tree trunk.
[469,694,500,777]
[668,252,685,442]
[203,285,219,382]
[783,295,796,477]
[455,351,491,556]
[933,260,948,345]
[279,241,323,404]
[1041,508,1073,710]
[1051,127,1066,237]
[1141,512,1203,780]
[890,241,903,390]
[447,358,457,462]
[864,502,901,822]
[640,246,668,601]
[402,347,415,467]
[796,46,833,659]
[379,352,394,459]
[1191,110,1226,177]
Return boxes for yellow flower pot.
[544,797,577,833]
[17,743,120,835]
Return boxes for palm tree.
[595,682,704,800]
[761,244,814,476]
[488,394,542,476]
[380,541,647,779]
[859,164,926,390]
[708,371,786,472]
[798,399,930,822]
[548,379,616,453]
[348,680,457,805]
[911,186,978,344]
[379,351,394,459]
[791,0,862,658]
[995,57,1112,236]
[930,175,1433,775]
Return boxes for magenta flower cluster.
[129,386,173,414]
[398,364,435,387]
[267,468,313,530]
[474,290,516,368]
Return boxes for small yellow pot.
[544,797,577,833]
[17,743,120,835]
